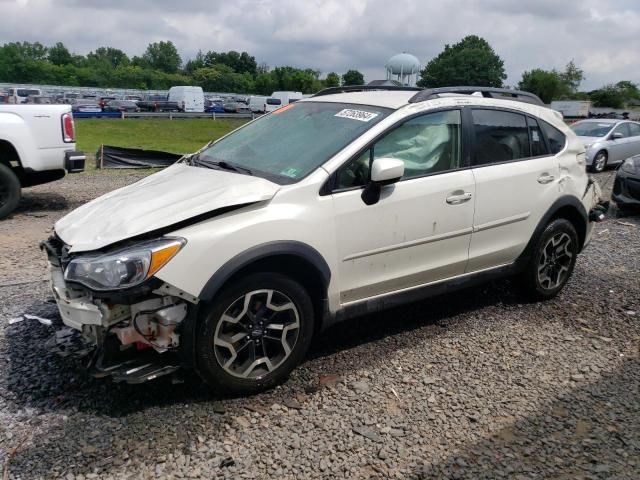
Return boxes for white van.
[7,87,42,104]
[248,96,267,113]
[271,91,303,107]
[264,97,283,113]
[168,86,205,113]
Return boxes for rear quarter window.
[539,120,567,154]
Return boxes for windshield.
[571,122,614,137]
[196,102,391,183]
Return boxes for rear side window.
[539,120,566,154]
[527,117,549,157]
[267,98,281,105]
[472,109,530,165]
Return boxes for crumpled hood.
[56,163,280,252]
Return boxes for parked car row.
[570,118,640,172]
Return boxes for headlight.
[584,143,592,150]
[621,157,639,175]
[64,238,185,291]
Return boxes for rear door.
[332,109,476,304]
[467,108,562,272]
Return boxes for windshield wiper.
[193,157,253,175]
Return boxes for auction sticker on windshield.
[334,109,379,122]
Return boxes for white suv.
[43,86,604,394]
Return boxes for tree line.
[1,37,637,108]
[0,41,363,94]
[416,35,639,109]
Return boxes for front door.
[331,109,475,304]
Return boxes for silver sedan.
[570,119,640,172]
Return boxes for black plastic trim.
[198,241,331,302]
[409,86,544,106]
[520,195,588,258]
[329,263,522,326]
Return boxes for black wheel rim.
[537,232,573,290]
[213,289,300,379]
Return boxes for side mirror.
[362,157,405,205]
[371,157,405,184]
[611,132,624,140]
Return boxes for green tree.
[87,47,130,68]
[184,50,205,74]
[325,72,340,87]
[342,69,364,85]
[589,85,625,109]
[48,42,73,66]
[142,41,181,73]
[615,81,640,102]
[517,69,566,104]
[202,50,257,75]
[418,35,506,88]
[560,59,584,95]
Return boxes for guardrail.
[73,111,259,120]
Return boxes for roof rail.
[408,86,544,106]
[313,85,422,97]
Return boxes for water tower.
[385,53,421,86]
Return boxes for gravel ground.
[0,170,638,479]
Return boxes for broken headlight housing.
[64,238,185,291]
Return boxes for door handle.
[537,173,555,184]
[446,192,472,205]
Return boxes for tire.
[590,150,608,173]
[196,272,315,395]
[518,218,579,301]
[0,163,21,220]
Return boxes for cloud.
[0,0,638,89]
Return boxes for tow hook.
[589,201,609,222]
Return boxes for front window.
[570,122,614,137]
[195,102,391,183]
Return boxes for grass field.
[75,118,247,157]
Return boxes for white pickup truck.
[0,104,85,219]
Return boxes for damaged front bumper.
[43,237,198,383]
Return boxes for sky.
[1,0,639,90]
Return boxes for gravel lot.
[0,170,638,479]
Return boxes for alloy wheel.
[213,289,300,379]
[537,232,573,290]
[593,152,607,172]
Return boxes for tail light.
[62,112,75,143]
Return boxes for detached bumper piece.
[589,201,609,222]
[89,335,181,384]
[65,150,86,173]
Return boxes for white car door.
[331,109,476,305]
[467,109,562,272]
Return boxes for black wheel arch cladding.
[179,241,331,368]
